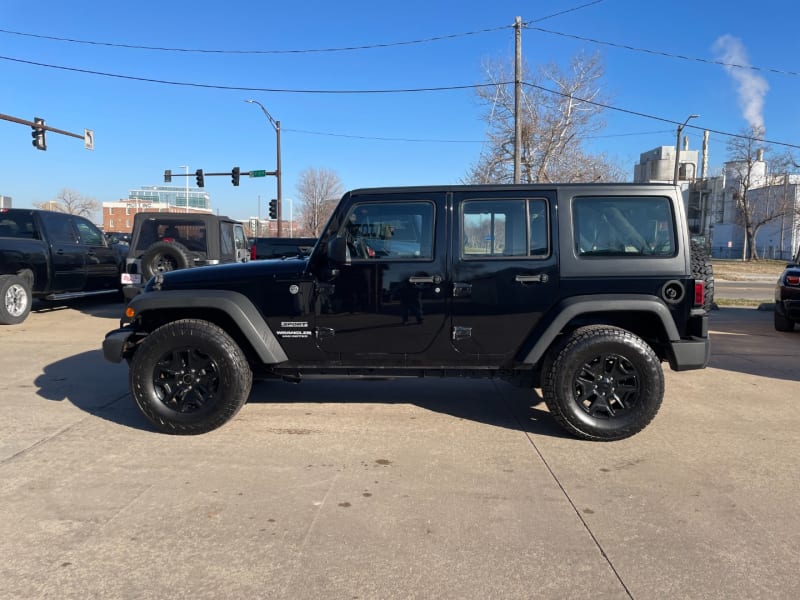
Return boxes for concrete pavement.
[1,299,798,599]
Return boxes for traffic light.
[31,117,46,151]
[164,169,172,183]
[195,169,205,188]
[231,167,240,186]
[268,199,278,219]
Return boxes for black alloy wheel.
[130,319,252,434]
[543,326,664,441]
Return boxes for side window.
[73,217,105,246]
[462,198,549,259]
[339,201,434,260]
[40,212,78,244]
[233,225,247,250]
[573,196,676,257]
[219,223,235,259]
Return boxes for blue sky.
[2,0,799,222]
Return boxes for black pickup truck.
[0,208,124,325]
[104,183,711,441]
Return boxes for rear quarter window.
[573,196,676,257]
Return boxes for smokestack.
[701,130,709,179]
[683,135,690,151]
[757,148,764,162]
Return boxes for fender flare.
[125,289,288,364]
[521,294,679,365]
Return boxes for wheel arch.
[520,294,679,366]
[126,290,288,365]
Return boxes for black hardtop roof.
[347,182,679,196]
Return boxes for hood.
[148,256,308,291]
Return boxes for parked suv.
[104,184,710,440]
[121,213,249,299]
[774,245,800,331]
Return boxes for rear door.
[449,190,559,363]
[38,211,87,292]
[73,215,120,291]
[314,192,448,361]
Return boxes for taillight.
[250,244,257,260]
[694,280,705,307]
[786,275,800,286]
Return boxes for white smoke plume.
[712,35,769,131]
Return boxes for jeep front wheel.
[542,326,664,441]
[130,319,253,434]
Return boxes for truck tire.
[542,326,663,441]
[129,319,253,434]
[140,241,192,279]
[691,241,714,311]
[0,274,32,325]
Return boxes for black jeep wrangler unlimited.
[104,184,710,441]
[121,212,249,300]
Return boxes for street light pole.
[245,99,283,237]
[178,164,189,213]
[673,114,699,186]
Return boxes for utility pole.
[514,16,522,184]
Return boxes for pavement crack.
[496,381,635,600]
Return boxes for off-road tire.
[0,274,32,325]
[691,241,714,311]
[130,319,253,434]
[542,326,664,441]
[140,241,193,279]
[774,308,795,332]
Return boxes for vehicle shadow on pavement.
[32,298,126,321]
[34,348,570,438]
[708,307,800,382]
[35,349,153,431]
[248,378,572,440]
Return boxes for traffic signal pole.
[1,112,94,150]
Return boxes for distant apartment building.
[0,194,12,209]
[101,185,212,233]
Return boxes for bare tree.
[295,168,343,236]
[34,189,100,219]
[725,126,794,260]
[465,51,624,184]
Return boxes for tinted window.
[40,212,78,244]
[74,217,105,246]
[573,196,675,257]
[462,198,549,258]
[340,201,434,260]
[135,219,207,252]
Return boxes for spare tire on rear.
[140,241,193,279]
[690,241,714,311]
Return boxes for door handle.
[515,273,549,283]
[408,275,442,285]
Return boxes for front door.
[315,194,447,361]
[450,191,559,363]
[38,211,87,292]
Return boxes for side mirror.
[327,237,350,266]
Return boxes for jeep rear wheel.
[774,308,795,332]
[130,319,253,434]
[691,241,714,311]
[140,241,192,279]
[542,326,664,441]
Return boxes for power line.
[0,54,500,93]
[524,25,800,77]
[0,1,604,55]
[0,24,512,55]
